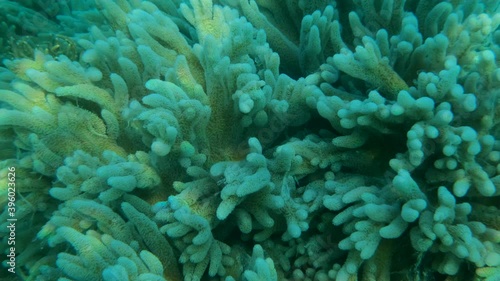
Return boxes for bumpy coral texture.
[0,0,499,280]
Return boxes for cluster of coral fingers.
[0,0,499,280]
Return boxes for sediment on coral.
[0,0,499,280]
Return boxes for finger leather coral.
[0,0,498,280]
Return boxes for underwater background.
[0,0,499,280]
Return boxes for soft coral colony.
[0,0,499,280]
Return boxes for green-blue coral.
[0,0,499,280]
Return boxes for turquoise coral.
[0,0,499,280]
